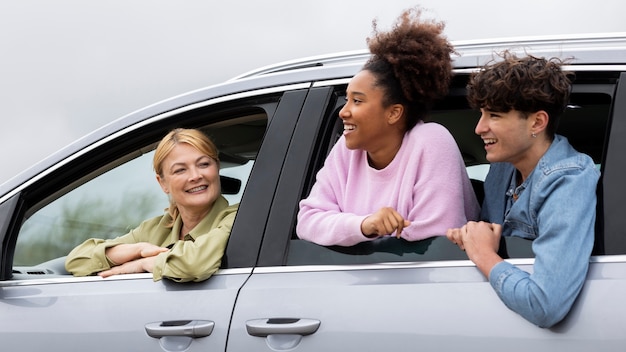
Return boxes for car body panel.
[0,271,250,351]
[229,257,626,352]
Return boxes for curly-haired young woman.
[297,7,479,246]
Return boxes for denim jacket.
[481,135,600,328]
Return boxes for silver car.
[1,33,625,351]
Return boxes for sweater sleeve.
[297,125,479,246]
[64,219,154,276]
[296,141,373,246]
[400,124,480,241]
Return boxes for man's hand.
[447,221,503,277]
[461,221,501,261]
[361,207,411,239]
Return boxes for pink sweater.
[297,121,480,246]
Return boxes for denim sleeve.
[489,165,598,328]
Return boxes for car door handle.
[245,318,320,337]
[145,320,214,338]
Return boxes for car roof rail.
[453,32,626,55]
[228,50,370,81]
[229,32,626,81]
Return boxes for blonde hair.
[153,128,219,226]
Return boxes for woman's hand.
[138,243,170,258]
[361,207,411,239]
[99,243,169,278]
[98,256,157,278]
[105,242,169,266]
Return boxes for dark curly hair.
[363,6,455,130]
[466,51,573,138]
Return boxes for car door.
[228,73,626,351]
[0,85,308,351]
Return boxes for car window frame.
[0,85,308,281]
[600,71,626,255]
[259,69,622,269]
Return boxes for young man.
[447,52,600,328]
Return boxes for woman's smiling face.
[157,142,220,214]
[338,70,397,152]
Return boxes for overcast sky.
[1,0,625,185]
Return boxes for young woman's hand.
[361,207,411,239]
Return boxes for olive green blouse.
[65,196,238,282]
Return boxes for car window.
[287,77,613,266]
[12,113,268,276]
[14,152,165,267]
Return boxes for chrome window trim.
[312,78,351,88]
[561,64,626,71]
[256,254,626,274]
[255,259,527,274]
[3,256,624,285]
[452,32,626,47]
[0,267,253,287]
[589,254,626,263]
[0,83,311,204]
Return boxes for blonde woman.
[65,128,237,282]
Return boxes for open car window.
[11,113,268,279]
[287,75,613,266]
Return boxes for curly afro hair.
[363,6,455,129]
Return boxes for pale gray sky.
[1,0,625,185]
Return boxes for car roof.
[2,32,626,198]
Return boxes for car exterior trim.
[589,254,626,263]
[252,254,626,274]
[0,267,253,287]
[312,78,351,88]
[561,65,626,71]
[230,50,370,80]
[5,256,623,286]
[253,259,521,274]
